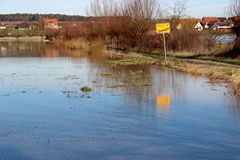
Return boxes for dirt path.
[182,58,240,69]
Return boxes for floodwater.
[215,34,236,43]
[0,42,240,160]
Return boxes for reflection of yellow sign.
[157,96,171,107]
[156,23,171,34]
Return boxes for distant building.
[202,17,219,29]
[0,23,6,30]
[212,21,234,30]
[175,18,203,31]
[0,23,7,29]
[194,21,204,31]
[16,22,31,30]
[0,26,6,30]
[43,19,59,29]
[218,17,227,22]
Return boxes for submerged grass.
[100,72,116,77]
[107,52,157,65]
[99,69,152,89]
[80,86,93,93]
[108,82,152,88]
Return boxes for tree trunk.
[232,36,240,58]
[234,35,240,48]
[227,25,240,58]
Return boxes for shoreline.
[107,50,240,96]
[0,36,48,42]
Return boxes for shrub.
[45,29,59,40]
[168,30,202,52]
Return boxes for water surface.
[0,42,240,160]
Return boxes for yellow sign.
[156,23,171,34]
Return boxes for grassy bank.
[106,51,240,96]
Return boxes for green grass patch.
[80,86,93,93]
[196,56,240,65]
[110,57,156,65]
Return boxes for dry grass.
[63,39,87,50]
[231,72,240,94]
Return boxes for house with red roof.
[43,18,59,29]
[202,17,219,29]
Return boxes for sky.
[0,0,230,18]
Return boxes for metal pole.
[163,33,167,63]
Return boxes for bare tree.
[86,0,162,49]
[166,0,187,30]
[119,0,162,47]
[168,0,187,19]
[86,0,119,39]
[87,0,118,17]
[229,0,240,57]
[230,0,240,16]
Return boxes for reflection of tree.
[0,42,109,61]
[223,89,240,119]
[0,42,46,57]
[73,62,188,106]
[84,64,188,109]
[104,65,152,104]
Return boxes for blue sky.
[0,0,230,18]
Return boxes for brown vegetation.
[225,0,240,58]
[45,0,230,58]
[45,28,59,40]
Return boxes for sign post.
[156,23,171,63]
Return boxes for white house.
[194,21,204,31]
[43,19,59,30]
[0,26,6,30]
[212,22,234,30]
[0,23,6,30]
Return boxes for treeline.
[0,14,88,21]
[56,0,213,54]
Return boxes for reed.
[63,39,87,50]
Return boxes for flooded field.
[0,42,240,160]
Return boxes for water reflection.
[1,41,240,160]
[0,42,239,114]
[157,95,171,113]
